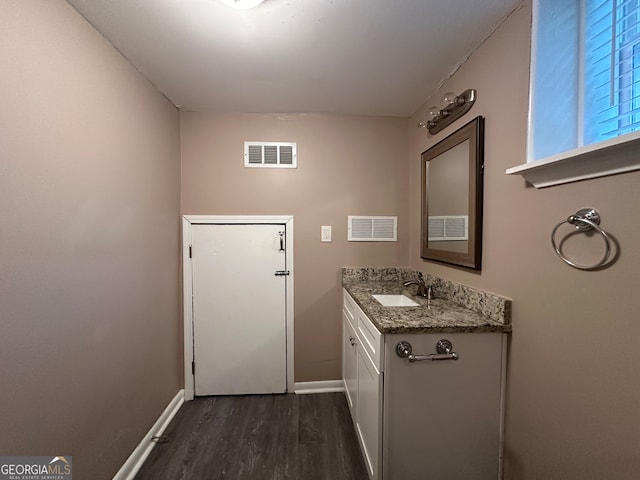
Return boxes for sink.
[372,294,420,307]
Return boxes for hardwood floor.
[134,392,368,480]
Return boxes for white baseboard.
[113,389,184,480]
[294,380,345,394]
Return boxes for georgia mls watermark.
[0,457,72,480]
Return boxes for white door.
[191,223,287,396]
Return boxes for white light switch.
[321,226,332,242]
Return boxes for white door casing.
[183,215,294,400]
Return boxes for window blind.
[585,0,640,143]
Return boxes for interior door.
[191,223,287,396]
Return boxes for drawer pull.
[395,340,459,362]
[349,336,357,347]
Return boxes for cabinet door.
[356,348,383,480]
[342,315,358,419]
[383,332,504,479]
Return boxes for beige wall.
[409,2,640,478]
[181,112,409,381]
[0,2,181,479]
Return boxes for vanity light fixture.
[418,89,477,135]
[219,0,266,9]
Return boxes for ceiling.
[66,0,522,117]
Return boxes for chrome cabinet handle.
[349,336,357,347]
[395,340,459,362]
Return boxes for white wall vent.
[244,142,297,168]
[348,216,397,241]
[428,215,468,241]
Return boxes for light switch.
[321,226,332,242]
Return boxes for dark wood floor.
[134,392,368,480]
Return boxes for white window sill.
[506,132,640,188]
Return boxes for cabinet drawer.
[343,290,357,329]
[357,310,384,372]
[344,289,384,372]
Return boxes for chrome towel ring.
[551,208,611,270]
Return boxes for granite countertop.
[344,280,512,334]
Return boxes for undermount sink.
[372,294,420,307]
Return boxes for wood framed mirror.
[421,116,484,270]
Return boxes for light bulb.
[426,106,440,121]
[441,92,457,107]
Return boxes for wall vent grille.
[244,142,297,168]
[348,216,397,241]
[428,215,468,241]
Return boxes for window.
[507,0,640,187]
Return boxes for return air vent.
[428,215,468,241]
[244,142,297,168]
[348,216,397,241]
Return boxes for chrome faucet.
[403,272,432,299]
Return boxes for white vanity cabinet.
[342,290,383,480]
[342,289,507,480]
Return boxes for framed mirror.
[421,116,484,270]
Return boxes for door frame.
[182,215,294,401]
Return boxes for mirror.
[421,116,484,270]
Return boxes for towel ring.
[551,208,611,270]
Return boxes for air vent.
[428,216,468,241]
[348,216,397,241]
[244,142,297,168]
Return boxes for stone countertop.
[344,281,512,334]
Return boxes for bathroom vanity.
[342,267,511,480]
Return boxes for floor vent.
[244,142,297,168]
[428,215,468,241]
[348,216,397,241]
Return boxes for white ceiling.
[66,0,522,117]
